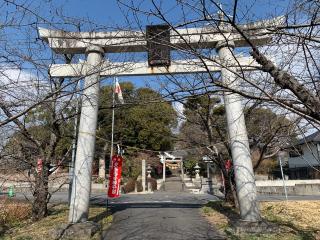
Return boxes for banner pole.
[110,77,116,164]
[107,78,123,199]
[107,78,116,196]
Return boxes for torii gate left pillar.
[69,46,104,223]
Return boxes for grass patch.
[202,201,320,240]
[1,201,112,240]
[0,199,32,229]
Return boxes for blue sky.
[2,0,292,92]
[56,0,291,27]
[45,0,291,89]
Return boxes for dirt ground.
[261,201,320,231]
[202,200,320,240]
[0,199,112,240]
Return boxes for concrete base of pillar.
[134,182,138,193]
[147,181,153,193]
[192,178,201,188]
[160,180,165,191]
[53,221,100,240]
[200,179,224,197]
[232,220,279,234]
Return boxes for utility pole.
[69,46,104,223]
[278,151,288,201]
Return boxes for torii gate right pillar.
[216,41,261,222]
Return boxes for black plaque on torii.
[146,24,171,67]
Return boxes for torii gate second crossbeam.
[39,16,284,224]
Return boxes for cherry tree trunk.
[32,166,49,221]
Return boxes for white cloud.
[0,66,48,106]
[172,101,185,134]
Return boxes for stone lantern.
[194,163,200,180]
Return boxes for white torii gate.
[39,16,284,223]
[159,152,184,182]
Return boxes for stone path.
[102,192,225,240]
[163,176,184,192]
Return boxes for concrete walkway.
[102,192,225,240]
[163,176,184,192]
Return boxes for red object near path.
[107,155,123,198]
[37,158,43,173]
[225,159,232,172]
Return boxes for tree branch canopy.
[251,49,320,121]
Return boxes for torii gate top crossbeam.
[38,16,284,54]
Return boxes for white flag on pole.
[114,78,124,104]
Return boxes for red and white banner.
[107,155,123,198]
[114,78,124,104]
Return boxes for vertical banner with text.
[107,155,123,198]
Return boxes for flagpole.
[110,77,116,164]
[108,77,125,198]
